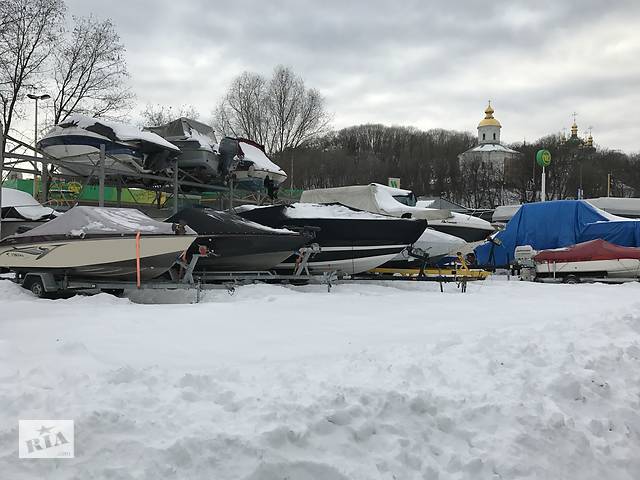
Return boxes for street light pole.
[0,120,4,240]
[27,93,51,201]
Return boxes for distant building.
[561,114,594,149]
[458,102,522,184]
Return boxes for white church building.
[458,102,521,184]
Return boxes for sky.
[59,0,640,152]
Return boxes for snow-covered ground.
[1,277,640,479]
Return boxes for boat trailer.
[8,244,340,302]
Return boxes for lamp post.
[27,93,51,200]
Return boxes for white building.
[458,102,521,183]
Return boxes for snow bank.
[1,279,640,479]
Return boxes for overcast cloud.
[64,0,640,152]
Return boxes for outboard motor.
[218,137,241,176]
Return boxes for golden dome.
[478,101,501,128]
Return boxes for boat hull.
[39,131,147,176]
[535,258,640,278]
[239,206,427,275]
[428,221,493,242]
[0,235,194,281]
[172,142,221,174]
[275,246,406,275]
[232,168,288,190]
[189,234,308,272]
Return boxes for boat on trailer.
[532,239,640,281]
[300,183,494,242]
[237,203,428,275]
[0,206,196,282]
[165,207,312,272]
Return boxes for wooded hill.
[275,124,640,208]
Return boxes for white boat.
[219,137,287,189]
[300,183,495,242]
[0,187,58,238]
[38,115,181,176]
[533,239,640,280]
[0,206,196,281]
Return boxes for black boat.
[165,208,311,272]
[237,203,428,275]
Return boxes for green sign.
[388,177,401,188]
[536,149,551,167]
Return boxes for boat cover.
[475,200,621,267]
[585,197,640,218]
[1,188,57,220]
[8,206,192,238]
[146,118,217,150]
[166,208,297,235]
[300,184,451,221]
[534,239,640,263]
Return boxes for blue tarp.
[475,200,626,267]
[580,220,640,247]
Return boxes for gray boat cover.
[146,117,217,145]
[11,206,194,238]
[300,183,451,221]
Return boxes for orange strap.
[135,231,141,288]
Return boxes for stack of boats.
[38,115,287,190]
[0,182,495,288]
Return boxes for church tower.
[477,101,501,144]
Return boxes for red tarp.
[534,239,640,263]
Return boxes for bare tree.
[52,15,133,124]
[214,71,270,146]
[0,0,65,136]
[214,66,330,153]
[267,66,331,152]
[140,103,200,127]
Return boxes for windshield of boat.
[392,193,417,207]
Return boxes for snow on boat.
[218,137,287,189]
[300,183,494,242]
[533,239,640,279]
[165,207,311,272]
[38,115,181,176]
[237,203,428,275]
[0,206,196,281]
[146,118,221,180]
[0,188,58,238]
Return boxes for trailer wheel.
[27,277,46,298]
[564,275,580,284]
